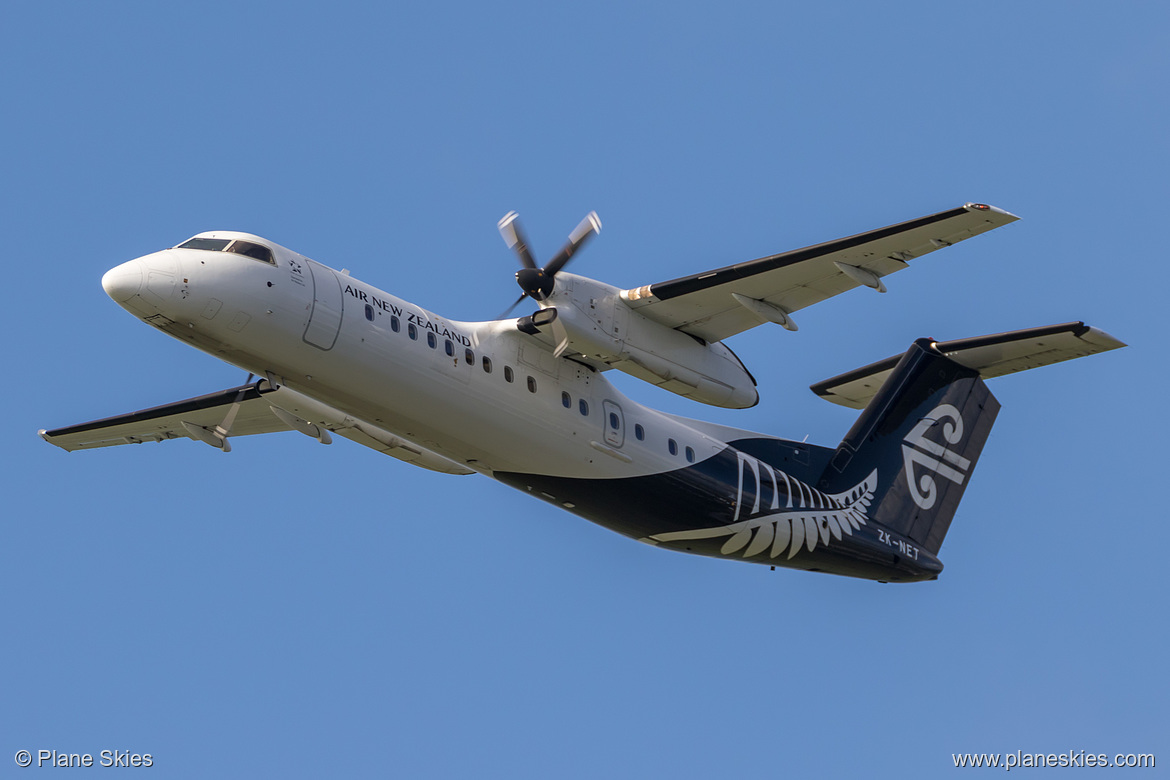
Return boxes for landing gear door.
[602,400,625,448]
[303,260,344,350]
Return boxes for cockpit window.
[175,237,276,265]
[178,237,231,251]
[227,240,275,264]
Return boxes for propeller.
[497,210,602,317]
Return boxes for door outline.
[303,260,344,350]
[602,400,625,448]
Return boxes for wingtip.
[965,202,1020,221]
[1082,325,1128,351]
[38,429,72,450]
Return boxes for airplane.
[40,203,1124,582]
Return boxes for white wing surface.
[39,382,289,451]
[39,380,474,474]
[810,322,1128,409]
[621,203,1018,343]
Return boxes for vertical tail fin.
[816,339,1000,555]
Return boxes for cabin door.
[303,260,344,350]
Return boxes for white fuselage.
[104,236,727,482]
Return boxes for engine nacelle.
[523,273,758,409]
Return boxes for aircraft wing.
[810,322,1128,409]
[620,203,1018,343]
[39,379,474,474]
[39,380,307,451]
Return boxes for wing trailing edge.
[39,380,474,475]
[621,203,1019,344]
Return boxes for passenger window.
[427,332,437,348]
[527,376,537,393]
[562,391,571,408]
[609,412,620,430]
[391,316,400,333]
[634,424,645,441]
[685,446,695,463]
[444,339,454,356]
[464,348,474,366]
[579,399,589,416]
[482,356,492,373]
[668,438,678,456]
[408,323,418,340]
[504,366,514,383]
[364,304,374,321]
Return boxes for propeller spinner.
[498,211,602,311]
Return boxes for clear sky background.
[3,1,1166,777]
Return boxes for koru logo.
[901,403,971,510]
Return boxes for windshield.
[176,237,275,265]
[178,237,231,252]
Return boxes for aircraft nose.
[101,260,144,303]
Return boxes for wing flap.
[40,381,476,475]
[39,381,291,451]
[811,322,1127,409]
[622,204,1018,343]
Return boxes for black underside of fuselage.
[494,441,944,583]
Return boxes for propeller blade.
[497,292,529,320]
[214,385,252,438]
[544,211,602,277]
[550,315,571,359]
[497,211,538,270]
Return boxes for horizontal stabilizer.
[811,322,1126,409]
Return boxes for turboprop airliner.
[41,204,1124,582]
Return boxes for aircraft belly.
[215,318,656,478]
[494,451,944,582]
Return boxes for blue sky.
[3,1,1166,777]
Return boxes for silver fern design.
[649,457,878,560]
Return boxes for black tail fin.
[816,338,1000,555]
